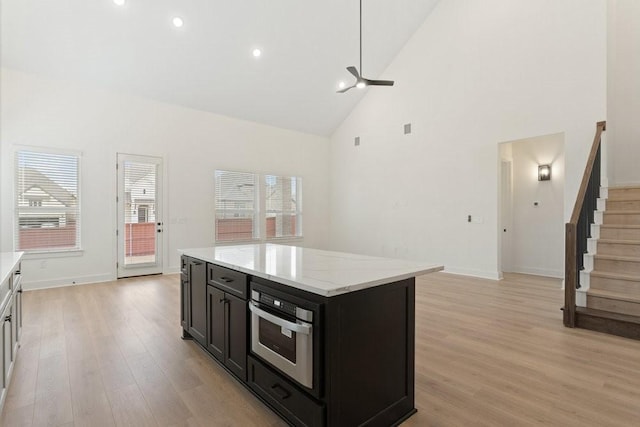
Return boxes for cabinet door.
[225,293,247,381]
[2,302,12,389]
[206,286,225,362]
[180,274,189,332]
[188,260,207,346]
[15,286,22,344]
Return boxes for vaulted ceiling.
[1,0,440,136]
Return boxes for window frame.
[264,174,303,240]
[14,146,82,254]
[214,170,303,244]
[214,170,261,243]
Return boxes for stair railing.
[564,121,607,327]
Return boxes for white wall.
[329,0,606,279]
[607,0,640,186]
[0,68,330,289]
[509,134,565,278]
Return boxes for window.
[265,175,302,238]
[15,149,81,252]
[215,170,259,242]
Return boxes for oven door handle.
[249,302,312,335]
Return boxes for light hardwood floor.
[2,272,639,426]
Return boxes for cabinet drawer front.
[248,356,324,427]
[208,264,247,299]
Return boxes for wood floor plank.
[3,272,640,426]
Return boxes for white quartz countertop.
[0,252,23,285]
[179,244,443,297]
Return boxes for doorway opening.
[498,133,565,279]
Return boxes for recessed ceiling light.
[356,81,366,89]
[172,17,184,28]
[338,82,346,89]
[113,0,125,5]
[252,48,262,58]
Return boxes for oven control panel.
[252,290,313,323]
[258,292,297,317]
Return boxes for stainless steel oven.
[249,287,316,389]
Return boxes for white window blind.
[265,175,302,238]
[15,149,81,252]
[215,170,259,242]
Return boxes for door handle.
[249,302,312,335]
[4,315,11,323]
[271,383,291,400]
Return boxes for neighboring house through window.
[15,148,81,252]
[215,170,259,242]
[265,175,302,238]
[214,170,302,242]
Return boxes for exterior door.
[117,154,163,278]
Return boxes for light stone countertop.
[0,252,23,286]
[179,244,443,297]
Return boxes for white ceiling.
[1,0,440,136]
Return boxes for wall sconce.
[538,164,551,181]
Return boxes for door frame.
[499,159,513,275]
[116,153,164,278]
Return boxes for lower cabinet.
[1,265,21,410]
[0,298,16,389]
[207,286,247,381]
[248,355,325,427]
[181,257,248,383]
[187,258,207,346]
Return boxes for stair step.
[575,307,640,340]
[594,254,640,275]
[590,271,640,295]
[587,290,640,316]
[603,211,640,225]
[608,186,640,201]
[606,199,640,211]
[597,239,640,257]
[599,224,640,240]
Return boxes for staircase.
[575,186,640,339]
[587,187,640,315]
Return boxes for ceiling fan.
[337,0,395,93]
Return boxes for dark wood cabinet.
[179,255,416,427]
[224,293,247,379]
[180,273,189,332]
[206,285,247,381]
[181,256,248,382]
[186,257,206,346]
[248,355,324,427]
[206,285,225,361]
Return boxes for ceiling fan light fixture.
[337,0,394,93]
[172,17,184,28]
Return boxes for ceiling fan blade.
[346,66,360,79]
[362,78,394,86]
[337,84,356,93]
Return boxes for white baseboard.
[23,272,115,291]
[23,270,181,291]
[509,266,564,279]
[442,267,501,281]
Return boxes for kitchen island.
[179,244,442,427]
